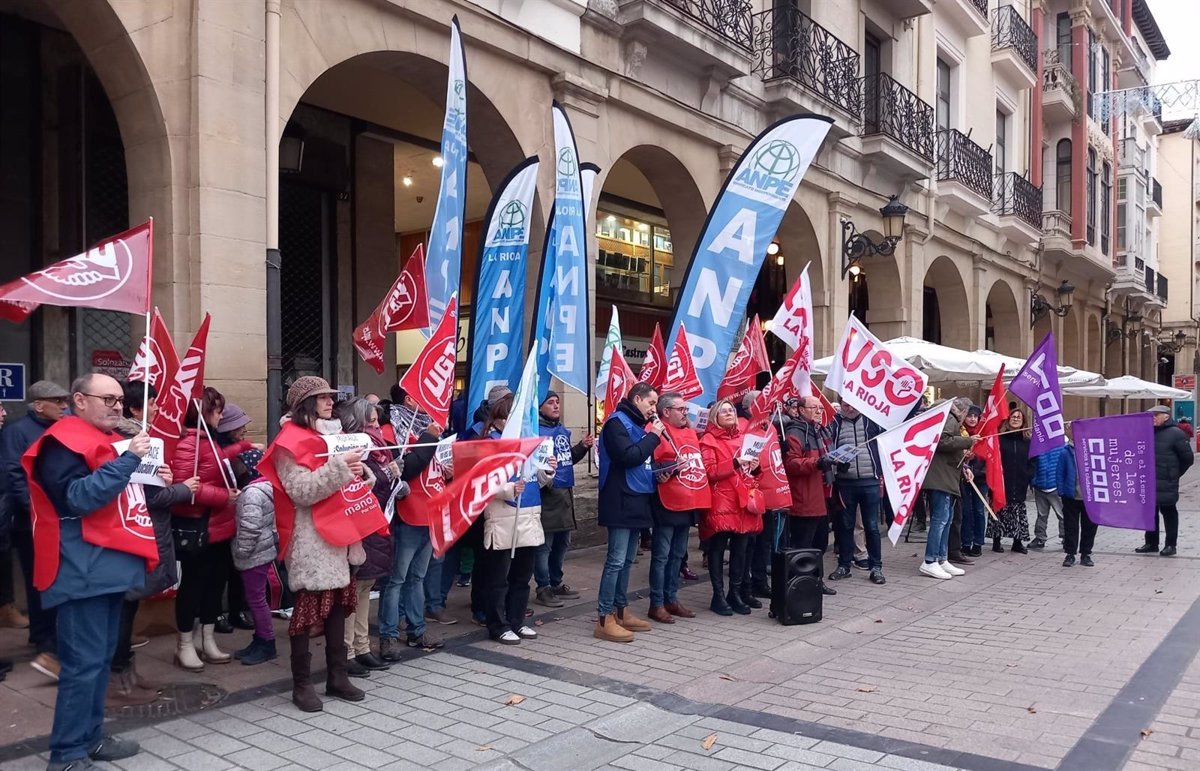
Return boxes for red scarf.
[22,416,159,591]
[364,426,393,467]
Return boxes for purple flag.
[1010,332,1066,457]
[1071,414,1156,530]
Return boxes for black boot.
[323,606,365,702]
[707,546,732,616]
[290,635,322,712]
[726,569,751,616]
[992,537,1005,553]
[1012,539,1028,554]
[739,585,763,609]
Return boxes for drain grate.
[105,682,228,721]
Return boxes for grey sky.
[1150,0,1199,87]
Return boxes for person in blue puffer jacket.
[1029,444,1068,549]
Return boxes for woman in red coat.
[169,386,240,671]
[699,399,762,616]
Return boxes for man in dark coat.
[533,390,592,608]
[594,383,663,643]
[1138,405,1195,557]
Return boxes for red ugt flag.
[717,314,771,402]
[662,324,703,400]
[638,323,666,389]
[427,436,544,557]
[605,344,636,417]
[399,295,458,428]
[128,307,179,391]
[353,244,431,374]
[151,313,211,448]
[0,221,153,322]
[975,366,1010,509]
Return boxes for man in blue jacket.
[1058,440,1095,567]
[1030,445,1068,549]
[594,383,663,643]
[27,373,151,770]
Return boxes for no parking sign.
[0,363,25,401]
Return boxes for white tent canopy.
[1063,375,1191,400]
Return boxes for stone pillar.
[353,135,398,396]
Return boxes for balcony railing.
[967,0,988,18]
[751,6,861,117]
[937,128,993,200]
[993,172,1042,229]
[991,5,1037,74]
[1120,137,1147,171]
[1153,178,1163,209]
[861,72,935,162]
[1146,265,1157,298]
[1158,272,1169,302]
[660,0,754,50]
[1042,209,1072,240]
[1042,50,1081,105]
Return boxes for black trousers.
[787,515,829,555]
[1146,504,1179,549]
[111,599,139,672]
[176,541,231,632]
[707,532,748,597]
[746,511,777,589]
[476,545,535,639]
[12,529,56,652]
[1062,498,1097,557]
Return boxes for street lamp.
[841,196,909,278]
[1029,280,1075,328]
[1158,329,1189,353]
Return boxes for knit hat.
[287,376,338,411]
[217,402,252,433]
[540,389,560,407]
[28,380,69,400]
[487,384,513,403]
[966,404,982,418]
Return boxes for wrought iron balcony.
[751,6,861,118]
[967,0,988,17]
[937,129,993,201]
[1042,49,1080,121]
[993,172,1042,230]
[861,72,934,162]
[1158,272,1169,302]
[659,0,754,50]
[991,5,1037,75]
[1153,178,1163,209]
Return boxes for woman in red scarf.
[699,399,762,616]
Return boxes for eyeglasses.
[80,393,124,408]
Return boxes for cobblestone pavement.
[4,479,1200,770]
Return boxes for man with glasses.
[0,380,72,682]
[784,396,841,592]
[25,373,153,769]
[829,404,887,585]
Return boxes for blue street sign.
[0,363,26,401]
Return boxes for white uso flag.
[877,401,953,545]
[825,315,927,430]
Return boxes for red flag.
[128,308,179,391]
[717,315,771,402]
[0,221,153,322]
[151,313,211,446]
[638,323,666,388]
[605,344,636,416]
[427,436,544,557]
[353,245,431,374]
[399,295,458,428]
[976,367,1009,509]
[751,346,806,418]
[811,383,835,427]
[662,324,702,400]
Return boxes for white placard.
[113,437,166,487]
[435,435,455,467]
[321,433,372,456]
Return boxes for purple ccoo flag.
[1010,332,1066,457]
[1070,414,1156,530]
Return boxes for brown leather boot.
[324,607,365,702]
[593,613,634,643]
[664,602,695,618]
[615,607,651,632]
[290,635,323,713]
[648,606,675,624]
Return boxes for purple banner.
[1010,332,1066,457]
[1071,414,1156,530]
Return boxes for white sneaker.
[940,561,965,577]
[515,625,538,640]
[919,561,952,580]
[496,630,521,645]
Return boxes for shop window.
[596,208,673,304]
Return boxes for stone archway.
[1061,306,1083,369]
[774,201,823,357]
[848,253,904,340]
[985,279,1022,356]
[923,256,972,350]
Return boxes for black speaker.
[770,548,823,625]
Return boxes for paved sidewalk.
[3,479,1200,770]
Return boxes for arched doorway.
[1061,308,1082,369]
[923,256,972,349]
[847,251,903,339]
[594,147,706,369]
[761,201,823,366]
[278,49,528,399]
[985,279,1022,356]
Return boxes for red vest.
[260,422,388,558]
[758,429,792,510]
[22,416,159,591]
[653,426,711,512]
[395,435,445,528]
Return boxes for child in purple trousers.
[233,477,278,664]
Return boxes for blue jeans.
[649,525,689,607]
[835,482,882,569]
[50,591,123,763]
[926,491,955,562]
[596,527,639,617]
[380,521,432,639]
[534,530,571,589]
[425,555,448,613]
[960,480,988,549]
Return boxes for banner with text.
[665,115,832,406]
[879,401,954,544]
[1009,332,1065,457]
[769,262,814,398]
[595,306,622,398]
[1071,414,1156,530]
[825,315,927,430]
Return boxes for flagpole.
[142,218,155,431]
[191,398,202,503]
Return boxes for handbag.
[172,513,210,556]
[746,486,766,516]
